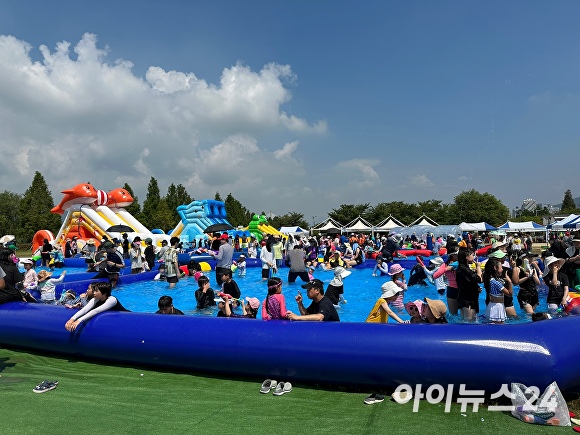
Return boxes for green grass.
[0,347,571,434]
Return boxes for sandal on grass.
[33,380,58,393]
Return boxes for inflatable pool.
[0,302,578,394]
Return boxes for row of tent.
[547,214,580,230]
[311,215,549,235]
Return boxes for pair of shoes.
[260,379,277,394]
[273,382,292,396]
[33,380,58,393]
[364,393,385,405]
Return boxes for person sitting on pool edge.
[156,295,184,315]
[286,279,340,321]
[64,281,129,332]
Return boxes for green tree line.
[1,172,577,245]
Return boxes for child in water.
[404,300,425,323]
[237,255,246,277]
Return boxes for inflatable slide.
[33,183,169,251]
[170,199,234,243]
[248,214,285,241]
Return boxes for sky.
[1,0,579,224]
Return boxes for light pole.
[312,216,317,227]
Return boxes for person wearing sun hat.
[511,251,542,315]
[422,257,447,295]
[325,266,351,305]
[405,299,426,323]
[365,281,407,323]
[543,256,569,311]
[38,269,67,303]
[387,263,407,310]
[423,298,448,324]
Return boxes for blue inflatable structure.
[0,302,579,394]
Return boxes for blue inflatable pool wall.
[0,302,579,395]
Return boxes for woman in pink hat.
[387,263,407,310]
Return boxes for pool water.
[101,266,545,323]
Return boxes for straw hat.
[424,298,447,320]
[37,270,53,280]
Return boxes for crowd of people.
[1,228,579,330]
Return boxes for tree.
[122,183,141,217]
[18,172,62,242]
[366,201,420,226]
[561,189,576,212]
[224,193,253,227]
[0,190,22,237]
[448,189,509,225]
[166,183,192,223]
[214,192,222,202]
[140,177,161,229]
[328,204,371,225]
[151,198,175,232]
[416,200,452,224]
[269,212,309,230]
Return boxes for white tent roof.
[345,216,373,232]
[408,214,438,227]
[550,214,580,230]
[375,215,406,230]
[312,217,343,231]
[279,226,309,235]
[458,222,498,231]
[498,221,546,232]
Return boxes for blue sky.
[0,0,578,223]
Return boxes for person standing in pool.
[456,248,482,322]
[387,264,407,310]
[286,279,339,322]
[209,234,234,285]
[220,268,241,299]
[286,244,310,283]
[432,250,459,315]
[164,237,181,289]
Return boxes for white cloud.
[0,33,329,216]
[410,174,435,188]
[273,140,299,160]
[335,159,380,188]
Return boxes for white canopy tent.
[458,222,498,232]
[344,216,373,232]
[498,221,547,233]
[550,214,580,230]
[375,215,406,231]
[279,226,309,236]
[311,218,344,233]
[408,214,438,227]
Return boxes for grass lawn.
[0,347,574,435]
